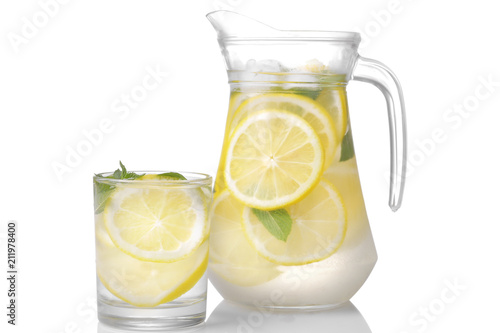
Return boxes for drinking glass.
[93,171,212,329]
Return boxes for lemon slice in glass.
[230,93,337,169]
[225,109,324,210]
[242,179,347,265]
[209,190,280,286]
[103,185,206,263]
[96,237,208,307]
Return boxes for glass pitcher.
[207,10,407,308]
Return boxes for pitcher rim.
[206,10,361,43]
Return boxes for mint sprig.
[251,208,292,242]
[339,128,355,162]
[94,161,144,214]
[93,182,115,215]
[111,161,143,180]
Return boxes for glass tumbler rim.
[93,171,213,187]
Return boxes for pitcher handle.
[352,56,407,212]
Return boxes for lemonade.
[93,167,212,328]
[209,79,378,308]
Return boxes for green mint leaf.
[112,169,122,179]
[157,172,187,180]
[119,161,127,176]
[94,162,143,214]
[94,180,115,214]
[340,129,355,162]
[251,208,292,242]
[269,86,321,100]
[123,171,143,179]
[117,161,143,179]
[292,88,321,100]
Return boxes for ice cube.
[294,59,327,73]
[245,59,288,73]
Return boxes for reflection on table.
[205,300,372,333]
[97,300,372,333]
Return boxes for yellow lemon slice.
[242,179,347,265]
[208,190,280,286]
[230,93,337,169]
[95,214,114,248]
[225,110,324,210]
[215,91,256,194]
[316,88,348,142]
[103,185,206,263]
[323,157,368,247]
[96,236,208,307]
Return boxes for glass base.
[97,298,206,330]
[223,298,348,312]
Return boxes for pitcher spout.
[207,10,361,42]
[206,10,280,41]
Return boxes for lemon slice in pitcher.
[316,88,348,141]
[209,190,280,286]
[225,110,324,210]
[103,185,206,263]
[230,93,337,169]
[242,179,347,265]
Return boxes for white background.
[1,0,499,332]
